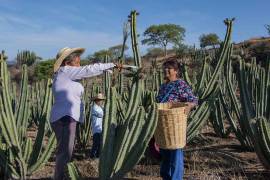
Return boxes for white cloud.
[0,13,41,29]
[0,8,125,60]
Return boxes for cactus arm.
[252,118,270,169]
[0,149,20,179]
[16,65,30,141]
[113,104,158,178]
[103,55,111,95]
[28,115,46,166]
[238,59,256,135]
[124,80,143,119]
[130,10,142,67]
[41,79,53,124]
[0,60,20,148]
[28,133,56,174]
[225,48,241,120]
[112,107,144,174]
[201,19,234,99]
[181,63,193,88]
[23,138,33,163]
[99,87,118,179]
[67,162,81,180]
[195,57,209,95]
[220,90,253,148]
[187,101,211,142]
[0,96,16,148]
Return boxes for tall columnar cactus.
[103,55,111,95]
[236,58,270,168]
[15,65,31,142]
[220,48,253,149]
[11,82,17,114]
[253,117,270,169]
[16,50,40,67]
[0,50,8,61]
[99,10,158,179]
[224,52,270,168]
[150,59,162,91]
[209,91,232,138]
[30,79,53,127]
[200,18,234,100]
[0,57,56,179]
[186,18,235,142]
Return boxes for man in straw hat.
[50,47,122,180]
[89,93,106,159]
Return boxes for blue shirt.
[156,79,198,103]
[91,103,104,134]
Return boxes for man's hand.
[114,63,123,71]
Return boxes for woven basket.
[154,102,187,149]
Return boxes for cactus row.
[0,54,56,179]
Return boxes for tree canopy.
[88,44,128,62]
[33,59,54,80]
[142,24,185,56]
[88,49,112,62]
[145,47,164,58]
[199,33,221,48]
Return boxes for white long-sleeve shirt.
[50,63,115,123]
[91,103,104,134]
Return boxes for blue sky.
[0,0,269,61]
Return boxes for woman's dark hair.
[162,59,182,78]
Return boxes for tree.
[33,59,54,80]
[88,49,112,62]
[199,33,221,48]
[16,50,41,66]
[145,47,164,58]
[87,44,128,62]
[265,24,270,35]
[174,44,194,59]
[142,24,185,56]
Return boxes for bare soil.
[28,126,270,180]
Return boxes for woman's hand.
[184,102,196,115]
[114,63,123,71]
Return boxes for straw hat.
[54,47,85,72]
[92,93,106,101]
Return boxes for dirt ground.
[28,125,270,180]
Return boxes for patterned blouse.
[156,79,198,104]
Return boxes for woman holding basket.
[156,59,198,180]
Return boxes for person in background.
[156,59,198,180]
[50,47,122,180]
[89,93,105,159]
